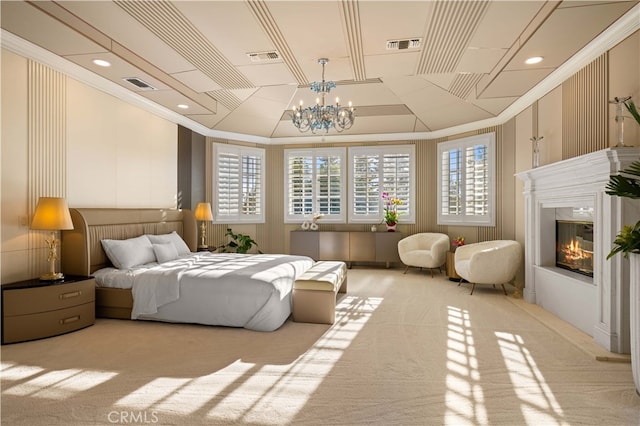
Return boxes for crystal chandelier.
[291,58,355,133]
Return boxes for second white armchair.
[454,240,522,295]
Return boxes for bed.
[61,208,314,331]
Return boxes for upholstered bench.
[292,261,347,324]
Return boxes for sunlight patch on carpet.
[495,331,567,424]
[206,295,383,424]
[3,367,117,400]
[1,362,45,381]
[76,295,385,424]
[445,306,487,425]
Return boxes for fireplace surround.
[517,147,640,354]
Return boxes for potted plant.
[381,192,402,232]
[217,228,262,254]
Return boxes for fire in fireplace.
[556,220,594,277]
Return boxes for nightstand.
[2,275,95,344]
[197,246,217,252]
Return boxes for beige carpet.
[2,268,639,425]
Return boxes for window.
[348,145,415,223]
[284,148,346,223]
[212,143,265,223]
[437,133,495,226]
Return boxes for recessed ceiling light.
[177,104,189,109]
[92,59,111,67]
[525,56,543,65]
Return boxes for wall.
[0,48,178,283]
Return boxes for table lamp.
[194,202,213,249]
[30,197,74,281]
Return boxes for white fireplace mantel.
[516,147,640,354]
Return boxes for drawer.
[3,279,95,316]
[3,302,95,344]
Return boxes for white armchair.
[398,233,450,277]
[454,240,522,295]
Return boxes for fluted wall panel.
[27,61,67,277]
[264,145,285,253]
[562,53,609,159]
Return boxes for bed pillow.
[147,231,191,255]
[101,235,156,269]
[153,242,179,263]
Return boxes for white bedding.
[94,252,314,331]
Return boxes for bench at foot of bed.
[292,261,347,325]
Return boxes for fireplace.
[556,220,594,277]
[517,147,640,354]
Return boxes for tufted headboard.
[61,208,197,276]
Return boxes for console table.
[290,230,403,268]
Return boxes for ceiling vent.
[123,77,156,90]
[247,50,280,62]
[386,38,422,50]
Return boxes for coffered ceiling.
[1,0,638,143]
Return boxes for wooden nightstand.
[2,275,95,344]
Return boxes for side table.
[446,251,461,282]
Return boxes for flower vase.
[386,222,397,232]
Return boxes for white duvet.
[94,252,314,331]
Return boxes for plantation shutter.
[464,144,489,217]
[213,144,265,223]
[437,133,495,226]
[217,151,240,216]
[349,145,415,223]
[287,153,314,217]
[382,152,411,218]
[352,153,380,217]
[284,148,346,223]
[440,147,462,217]
[241,153,262,216]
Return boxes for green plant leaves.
[218,228,262,254]
[608,222,640,259]
[625,100,640,127]
[605,160,640,199]
[607,160,640,259]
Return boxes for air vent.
[123,77,156,90]
[386,38,422,50]
[247,50,280,62]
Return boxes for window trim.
[212,143,265,224]
[437,132,496,226]
[283,147,347,224]
[348,144,416,224]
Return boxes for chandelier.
[291,58,355,133]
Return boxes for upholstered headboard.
[61,208,197,276]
